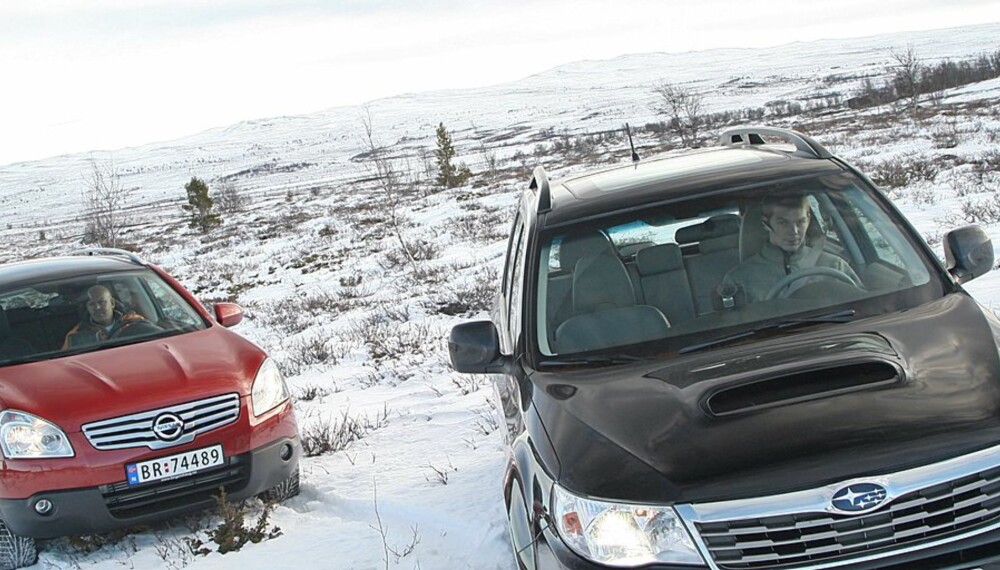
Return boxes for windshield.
[535,172,943,357]
[0,269,208,366]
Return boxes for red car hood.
[0,327,266,432]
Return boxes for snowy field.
[2,22,1000,570]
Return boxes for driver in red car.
[723,195,860,303]
[62,285,157,348]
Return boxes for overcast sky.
[2,0,1000,166]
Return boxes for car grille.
[101,454,250,519]
[696,465,1000,569]
[82,393,241,450]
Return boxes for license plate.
[126,444,224,486]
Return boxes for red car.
[0,249,300,569]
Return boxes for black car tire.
[259,467,300,503]
[507,478,532,570]
[0,519,37,570]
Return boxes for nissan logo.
[831,482,889,513]
[152,413,185,441]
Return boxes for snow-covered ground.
[2,22,1000,570]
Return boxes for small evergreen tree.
[183,176,221,232]
[434,123,471,188]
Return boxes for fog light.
[34,499,53,515]
[279,442,293,461]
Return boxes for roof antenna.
[625,123,640,163]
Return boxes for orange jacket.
[62,311,149,350]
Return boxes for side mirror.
[213,302,245,327]
[944,225,994,284]
[449,321,507,374]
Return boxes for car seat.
[0,306,35,361]
[676,214,741,315]
[546,229,621,339]
[554,248,670,353]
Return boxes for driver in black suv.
[723,194,860,302]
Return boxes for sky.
[2,0,1000,167]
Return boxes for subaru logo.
[831,482,888,513]
[152,413,185,441]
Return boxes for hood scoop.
[705,360,902,416]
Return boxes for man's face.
[86,288,114,325]
[766,204,810,253]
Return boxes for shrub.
[961,194,1000,224]
[295,383,335,402]
[279,335,339,377]
[859,156,938,189]
[300,406,390,456]
[450,208,508,243]
[343,307,434,361]
[435,266,498,316]
[184,489,282,555]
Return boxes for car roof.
[0,256,147,291]
[540,146,848,227]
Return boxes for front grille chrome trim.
[677,442,1000,570]
[82,393,241,450]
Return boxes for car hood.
[531,293,1000,504]
[0,327,265,431]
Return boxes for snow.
[2,21,1000,570]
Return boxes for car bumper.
[0,435,300,539]
[534,523,1000,570]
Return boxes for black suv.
[450,127,1000,569]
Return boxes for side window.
[502,211,523,295]
[145,278,202,328]
[508,227,526,345]
[848,202,905,267]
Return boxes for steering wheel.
[764,267,863,300]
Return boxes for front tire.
[0,519,37,570]
[507,478,533,570]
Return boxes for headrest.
[573,253,635,314]
[739,204,768,263]
[559,230,615,272]
[675,214,741,245]
[636,243,684,276]
[699,233,740,254]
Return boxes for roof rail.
[529,165,552,213]
[719,127,833,159]
[72,247,145,265]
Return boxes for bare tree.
[890,46,923,115]
[652,81,705,147]
[359,107,419,266]
[215,181,248,214]
[82,159,132,247]
[473,123,500,184]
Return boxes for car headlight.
[251,358,290,416]
[0,410,74,459]
[552,484,703,567]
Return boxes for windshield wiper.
[679,309,856,355]
[541,353,648,367]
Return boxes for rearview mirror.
[944,225,994,284]
[449,320,507,374]
[213,303,244,327]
